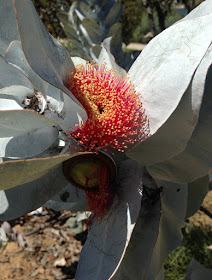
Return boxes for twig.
[199,206,212,219]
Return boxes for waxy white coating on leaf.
[0,55,34,92]
[147,51,212,183]
[98,46,127,76]
[0,110,59,138]
[76,159,142,280]
[0,0,211,278]
[5,41,48,98]
[0,166,72,221]
[0,153,76,190]
[115,175,161,280]
[45,200,88,211]
[186,175,209,218]
[144,180,187,280]
[129,12,212,135]
[115,175,188,280]
[186,259,212,280]
[0,0,19,56]
[128,2,212,166]
[0,127,59,159]
[0,86,33,105]
[14,0,87,120]
[80,18,102,45]
[51,184,87,203]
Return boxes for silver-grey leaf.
[0,153,75,190]
[76,159,142,280]
[145,180,187,280]
[0,127,59,159]
[186,258,212,280]
[0,0,19,56]
[0,166,69,220]
[129,7,212,137]
[0,110,59,138]
[147,50,212,183]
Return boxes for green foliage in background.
[132,9,183,44]
[121,0,205,44]
[164,221,212,280]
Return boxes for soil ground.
[0,191,211,280]
[0,209,86,280]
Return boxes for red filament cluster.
[66,62,147,152]
[85,165,114,218]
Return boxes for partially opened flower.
[0,0,212,279]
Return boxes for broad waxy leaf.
[14,0,73,89]
[5,40,48,98]
[104,1,122,29]
[147,51,212,183]
[186,175,209,218]
[127,68,206,165]
[180,0,212,21]
[14,0,87,122]
[80,18,102,45]
[76,159,142,280]
[0,110,59,138]
[115,174,188,280]
[98,46,126,76]
[115,170,161,280]
[0,86,33,105]
[79,1,98,22]
[0,98,23,110]
[0,127,59,159]
[186,259,212,280]
[128,8,212,139]
[0,55,34,92]
[144,180,188,280]
[0,166,70,220]
[0,153,78,190]
[0,0,19,56]
[45,200,88,211]
[4,41,82,134]
[128,6,212,166]
[51,184,86,203]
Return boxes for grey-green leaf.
[104,2,122,29]
[14,0,86,120]
[80,18,102,45]
[5,40,47,97]
[186,259,212,280]
[145,180,187,280]
[0,166,69,220]
[0,55,34,92]
[129,5,212,138]
[14,0,73,88]
[76,159,142,280]
[115,173,161,280]
[51,184,86,203]
[0,127,59,159]
[98,46,126,76]
[0,0,19,56]
[147,54,212,183]
[186,175,209,218]
[0,110,59,138]
[45,200,88,211]
[128,41,211,165]
[0,153,76,190]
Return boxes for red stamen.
[66,62,148,153]
[85,165,114,218]
[65,62,148,217]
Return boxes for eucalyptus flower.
[0,0,212,279]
